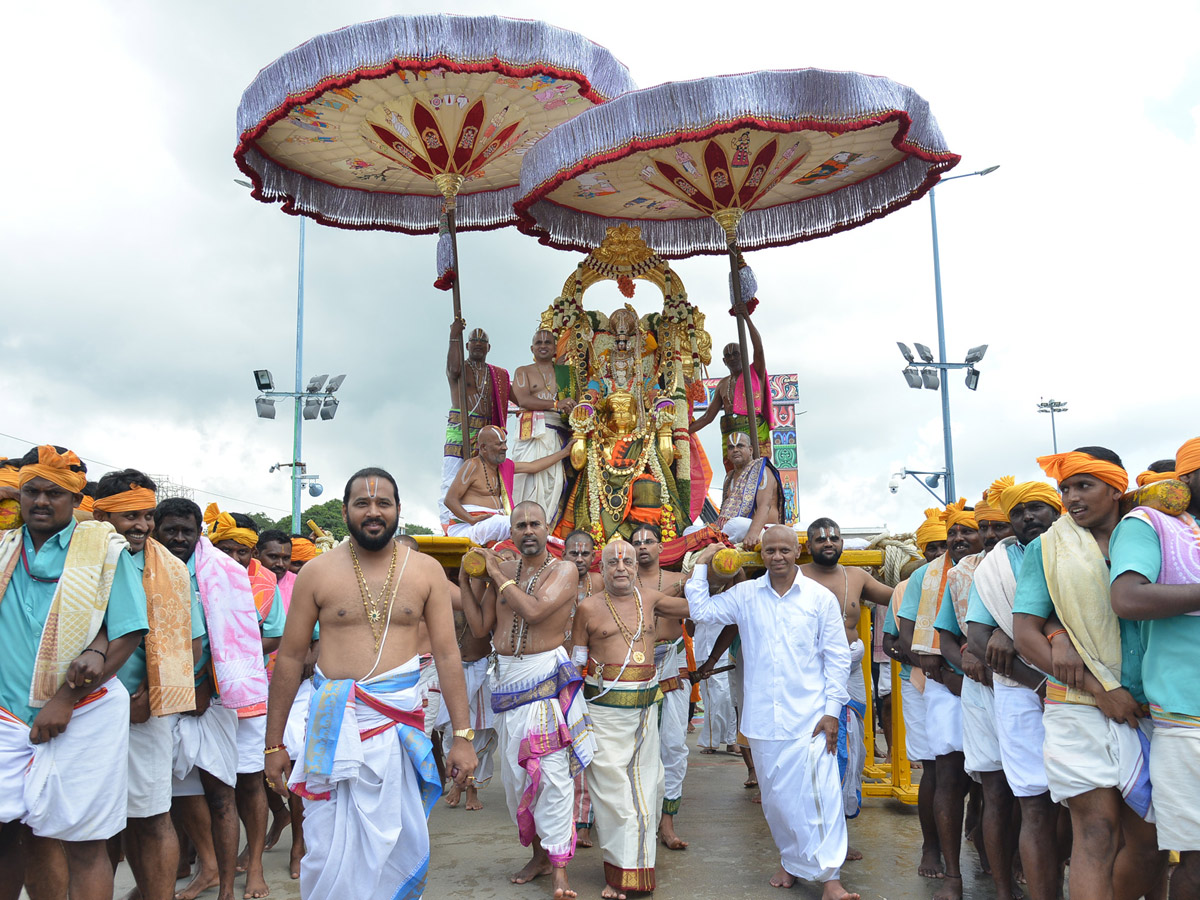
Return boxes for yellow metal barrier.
[858,607,916,804]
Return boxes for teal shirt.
[1109,516,1200,717]
[262,588,285,639]
[965,541,1026,628]
[0,522,149,726]
[1013,535,1146,702]
[884,567,927,682]
[115,549,206,696]
[932,577,965,675]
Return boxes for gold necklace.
[604,588,646,664]
[507,556,554,657]
[350,540,398,651]
[481,460,503,509]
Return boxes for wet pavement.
[110,728,1001,899]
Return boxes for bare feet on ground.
[575,826,593,848]
[918,848,945,878]
[465,784,483,810]
[744,769,758,788]
[511,854,552,884]
[658,826,688,850]
[290,842,303,879]
[770,865,796,888]
[932,874,964,900]
[444,783,463,807]
[600,887,626,899]
[821,879,861,900]
[174,867,219,900]
[845,846,863,861]
[236,846,248,874]
[264,812,289,851]
[551,866,577,899]
[243,870,270,899]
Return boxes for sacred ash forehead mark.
[365,476,379,498]
[814,526,840,540]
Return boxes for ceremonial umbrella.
[515,69,959,456]
[234,14,635,455]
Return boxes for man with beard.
[92,470,201,900]
[459,500,592,900]
[157,498,266,900]
[440,323,512,528]
[443,426,571,544]
[1110,436,1200,900]
[896,499,983,900]
[1013,449,1165,900]
[511,329,575,527]
[265,467,478,900]
[688,527,857,900]
[966,477,1064,900]
[687,303,773,456]
[801,518,894,861]
[0,446,146,900]
[628,523,690,851]
[562,529,601,846]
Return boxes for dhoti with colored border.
[655,639,688,815]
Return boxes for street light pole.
[1037,398,1068,453]
[292,219,305,534]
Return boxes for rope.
[865,531,922,587]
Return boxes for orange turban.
[944,497,979,531]
[1136,469,1175,487]
[78,496,94,513]
[0,462,18,489]
[203,503,258,547]
[988,476,1063,518]
[94,487,158,514]
[289,537,317,561]
[17,445,88,493]
[1176,438,1200,477]
[1037,451,1128,493]
[915,508,948,552]
[974,485,1009,523]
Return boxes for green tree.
[298,498,348,540]
[403,523,434,535]
[248,512,278,532]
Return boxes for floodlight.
[896,342,915,363]
[914,343,935,363]
[307,482,324,498]
[964,368,981,391]
[902,367,923,389]
[306,374,329,393]
[925,474,942,489]
[921,368,940,390]
[320,397,339,420]
[254,369,274,391]
[965,344,988,364]
[255,397,276,419]
[303,396,321,420]
[325,374,347,393]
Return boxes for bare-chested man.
[562,529,602,847]
[460,501,595,900]
[801,517,895,863]
[687,301,771,455]
[444,425,571,545]
[440,321,511,527]
[572,539,691,899]
[264,468,477,900]
[510,329,576,527]
[686,432,781,546]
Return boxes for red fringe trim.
[433,270,456,291]
[730,297,759,316]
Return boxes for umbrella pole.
[715,209,762,460]
[438,175,472,460]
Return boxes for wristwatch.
[453,728,476,741]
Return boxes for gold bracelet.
[497,579,517,595]
[264,744,287,755]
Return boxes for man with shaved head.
[510,329,575,528]
[443,426,571,545]
[460,501,595,900]
[571,538,691,899]
[688,526,858,900]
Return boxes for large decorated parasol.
[234,14,636,455]
[515,69,959,456]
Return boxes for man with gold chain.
[511,329,576,529]
[571,539,690,899]
[685,431,781,544]
[460,501,594,900]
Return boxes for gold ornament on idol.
[350,540,398,651]
[604,588,646,664]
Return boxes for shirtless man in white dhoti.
[688,527,860,900]
[563,529,602,848]
[265,467,478,900]
[510,330,576,529]
[460,501,594,900]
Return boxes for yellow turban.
[1037,451,1128,493]
[944,497,979,532]
[988,475,1064,518]
[1136,469,1176,487]
[17,445,88,493]
[94,487,158,514]
[974,484,1009,523]
[78,496,94,513]
[0,462,19,489]
[204,503,257,548]
[289,537,317,561]
[915,507,948,552]
[1176,438,1200,477]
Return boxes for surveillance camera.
[888,475,901,494]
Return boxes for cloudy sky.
[4,1,1197,533]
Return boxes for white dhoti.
[655,640,688,814]
[1148,720,1200,851]
[992,681,1048,797]
[924,677,964,757]
[1042,699,1153,818]
[900,678,931,762]
[961,678,1002,779]
[435,656,497,787]
[283,678,315,761]
[0,678,130,840]
[290,660,440,900]
[752,733,847,883]
[173,701,239,793]
[694,620,736,749]
[236,713,267,774]
[128,713,176,818]
[417,656,441,739]
[438,457,463,528]
[585,666,664,894]
[840,640,867,818]
[447,505,511,544]
[510,411,566,526]
[683,516,751,543]
[492,648,595,868]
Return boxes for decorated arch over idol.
[538,224,713,543]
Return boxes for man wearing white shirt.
[687,527,859,900]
